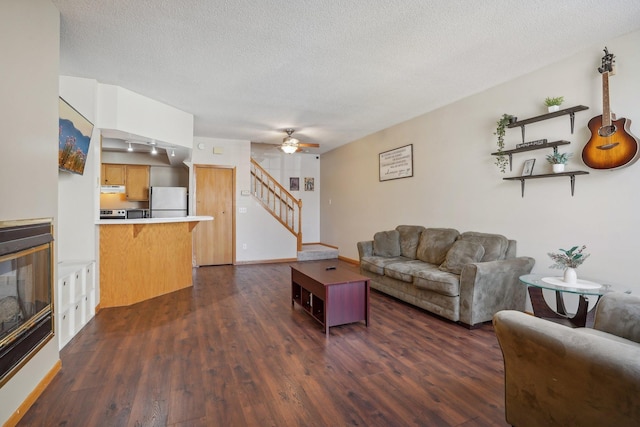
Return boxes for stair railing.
[250,158,303,251]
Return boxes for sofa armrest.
[458,256,535,326]
[493,310,640,427]
[357,240,373,259]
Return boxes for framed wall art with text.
[379,144,413,181]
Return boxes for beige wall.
[321,30,640,293]
[0,0,60,424]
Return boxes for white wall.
[191,138,298,262]
[58,76,100,261]
[252,145,321,243]
[300,154,321,242]
[97,84,194,148]
[322,30,640,294]
[0,0,60,424]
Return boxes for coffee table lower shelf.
[291,265,369,336]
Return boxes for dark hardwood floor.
[19,261,509,427]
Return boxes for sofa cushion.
[458,231,509,262]
[373,230,401,257]
[384,260,429,283]
[395,225,426,259]
[439,240,485,275]
[413,268,461,297]
[416,228,460,264]
[360,256,409,275]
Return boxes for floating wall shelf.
[507,105,589,142]
[492,140,571,172]
[503,171,589,197]
[491,105,590,196]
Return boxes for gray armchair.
[493,292,640,427]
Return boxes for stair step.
[297,244,339,261]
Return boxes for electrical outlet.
[242,243,247,250]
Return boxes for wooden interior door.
[194,166,234,266]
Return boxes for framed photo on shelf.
[522,159,535,176]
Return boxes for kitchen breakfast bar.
[98,216,212,308]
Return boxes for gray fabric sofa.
[357,226,535,327]
[493,292,640,427]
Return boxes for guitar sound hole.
[598,125,616,137]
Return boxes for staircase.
[250,159,303,251]
[250,159,338,261]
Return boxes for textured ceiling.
[52,0,640,153]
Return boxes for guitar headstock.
[598,47,616,75]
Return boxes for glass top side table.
[519,274,629,328]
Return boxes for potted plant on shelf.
[544,96,564,113]
[548,245,590,284]
[494,114,515,173]
[546,151,571,173]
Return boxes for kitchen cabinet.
[125,165,150,201]
[101,163,150,201]
[56,260,96,349]
[101,164,125,185]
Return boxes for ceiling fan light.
[281,145,297,154]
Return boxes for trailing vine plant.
[494,114,514,173]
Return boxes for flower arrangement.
[548,245,590,269]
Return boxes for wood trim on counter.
[96,215,212,226]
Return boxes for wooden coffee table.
[291,262,370,336]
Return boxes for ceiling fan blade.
[251,141,281,147]
[297,143,320,148]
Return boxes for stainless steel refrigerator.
[150,187,188,218]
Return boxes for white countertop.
[96,215,213,225]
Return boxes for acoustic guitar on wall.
[582,47,639,170]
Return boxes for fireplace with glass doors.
[0,219,54,385]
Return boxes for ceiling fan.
[280,129,319,154]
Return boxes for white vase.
[552,164,565,173]
[548,105,560,113]
[563,267,577,284]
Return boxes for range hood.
[100,185,126,194]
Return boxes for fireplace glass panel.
[0,247,51,342]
